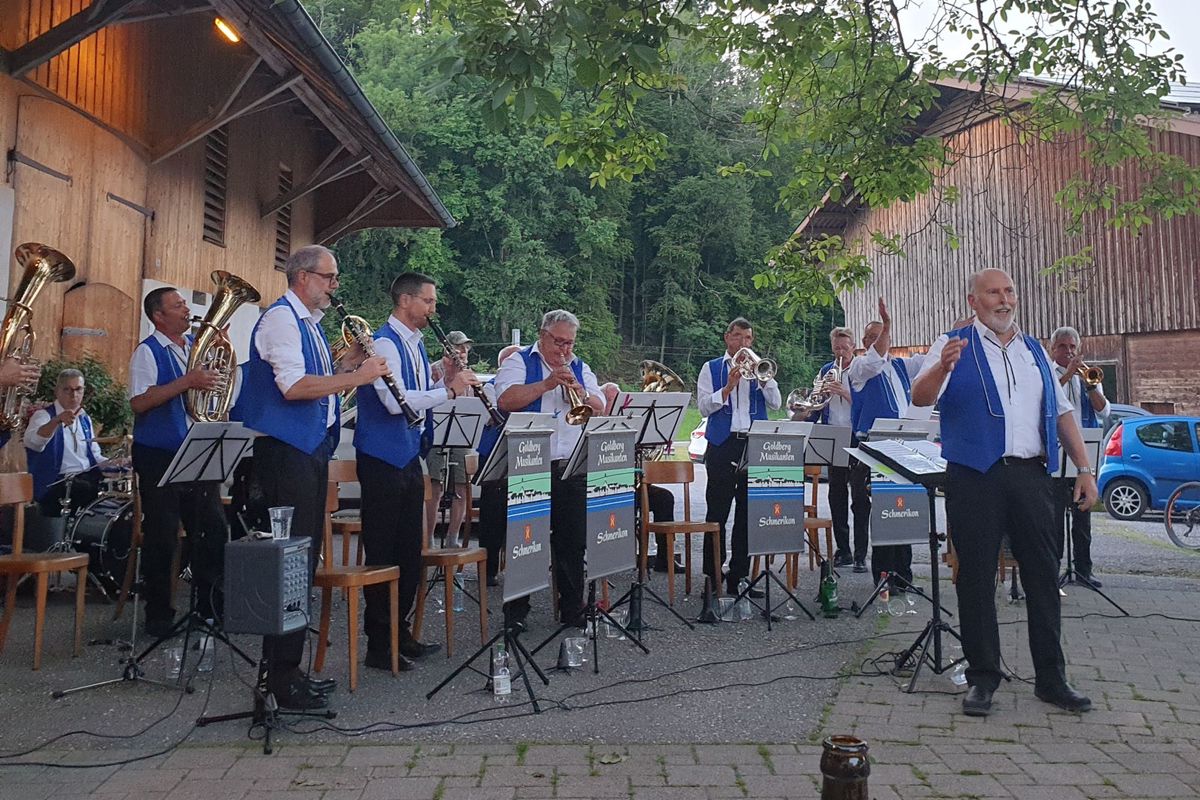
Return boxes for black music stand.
[1057,428,1127,614]
[605,394,695,636]
[429,415,554,711]
[849,439,962,692]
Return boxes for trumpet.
[730,347,776,382]
[563,383,594,426]
[1078,362,1104,388]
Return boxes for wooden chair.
[412,475,488,657]
[328,460,364,567]
[640,461,721,606]
[312,482,400,691]
[781,467,835,588]
[0,473,90,669]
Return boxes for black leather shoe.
[272,680,329,710]
[962,685,994,717]
[1079,574,1103,588]
[852,561,868,573]
[747,587,766,599]
[305,676,337,694]
[505,617,528,634]
[400,639,442,659]
[833,553,854,568]
[486,575,500,587]
[144,617,177,640]
[1035,683,1092,712]
[364,650,415,672]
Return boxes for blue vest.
[132,334,190,452]
[704,356,767,447]
[939,325,1060,475]
[851,359,911,437]
[354,324,433,470]
[242,297,339,455]
[27,409,97,501]
[1077,381,1100,429]
[516,347,585,413]
[477,378,501,459]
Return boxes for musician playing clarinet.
[354,272,477,672]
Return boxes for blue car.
[1098,416,1200,521]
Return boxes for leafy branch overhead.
[420,0,1196,305]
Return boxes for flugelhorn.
[563,383,594,425]
[0,243,76,431]
[185,271,260,422]
[731,347,776,382]
[328,298,422,428]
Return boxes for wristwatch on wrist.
[1076,466,1095,476]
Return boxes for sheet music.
[861,439,946,476]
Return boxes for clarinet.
[427,316,507,426]
[328,297,422,428]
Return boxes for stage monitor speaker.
[223,537,310,636]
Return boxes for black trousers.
[478,480,506,578]
[504,460,587,624]
[647,484,675,565]
[1053,478,1093,577]
[704,435,749,593]
[829,463,870,562]
[253,430,336,682]
[357,451,424,652]
[37,466,102,517]
[866,458,913,585]
[946,460,1067,692]
[132,443,227,622]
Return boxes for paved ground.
[1,468,1199,798]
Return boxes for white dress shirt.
[1054,364,1111,429]
[696,353,783,432]
[25,402,104,475]
[494,344,602,461]
[253,290,336,427]
[128,329,189,400]
[846,347,932,420]
[370,315,447,415]
[918,319,1073,459]
[823,363,853,427]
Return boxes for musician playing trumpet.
[1050,326,1110,588]
[697,317,782,596]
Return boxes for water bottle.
[877,571,890,616]
[736,578,752,622]
[452,575,465,612]
[492,643,512,703]
[196,622,215,673]
[948,643,967,686]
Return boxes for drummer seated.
[24,369,105,517]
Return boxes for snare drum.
[71,496,134,588]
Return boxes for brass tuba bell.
[185,270,260,422]
[0,243,76,431]
[640,359,686,393]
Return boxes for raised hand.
[940,337,968,373]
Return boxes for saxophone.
[184,271,261,422]
[0,243,76,431]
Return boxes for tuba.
[184,270,260,422]
[641,359,686,393]
[0,243,76,431]
[731,346,776,382]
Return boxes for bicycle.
[1164,481,1200,550]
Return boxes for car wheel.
[1103,479,1148,521]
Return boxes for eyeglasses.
[305,270,340,284]
[542,332,575,349]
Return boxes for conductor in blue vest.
[696,318,782,596]
[496,310,605,628]
[846,300,933,586]
[242,245,389,710]
[1050,326,1109,588]
[25,369,105,516]
[355,272,477,671]
[129,287,229,637]
[912,268,1098,717]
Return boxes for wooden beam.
[6,0,141,77]
[260,148,370,218]
[151,72,304,164]
[316,186,402,244]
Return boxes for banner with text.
[584,428,638,581]
[746,431,807,557]
[869,482,929,547]
[504,430,553,603]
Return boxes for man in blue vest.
[243,245,388,709]
[25,369,105,516]
[129,288,228,638]
[846,300,933,585]
[696,318,783,596]
[912,268,1098,717]
[355,272,477,671]
[1050,326,1110,588]
[496,310,605,629]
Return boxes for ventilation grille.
[202,127,229,246]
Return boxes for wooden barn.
[0,0,452,446]
[798,79,1200,416]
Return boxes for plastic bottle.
[196,622,215,673]
[452,575,465,612]
[736,578,753,622]
[492,643,511,703]
[877,571,890,615]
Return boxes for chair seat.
[0,553,90,573]
[314,565,399,588]
[331,511,361,528]
[422,546,486,567]
[647,521,719,535]
[805,517,833,529]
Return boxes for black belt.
[998,456,1045,467]
[731,432,749,440]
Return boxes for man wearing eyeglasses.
[912,268,1097,718]
[242,245,389,710]
[495,310,604,629]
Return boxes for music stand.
[849,439,962,692]
[605,394,695,635]
[1057,429,1126,614]
[430,414,555,711]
